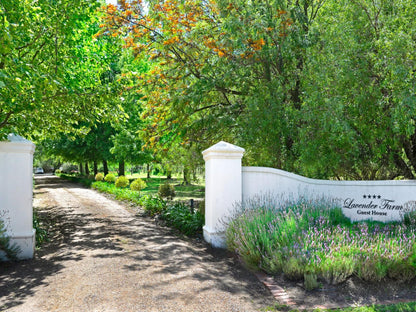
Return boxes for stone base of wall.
[203,226,226,248]
[10,229,36,259]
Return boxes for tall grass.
[226,196,416,288]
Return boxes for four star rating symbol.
[363,195,381,199]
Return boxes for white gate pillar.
[202,141,244,248]
[0,134,36,259]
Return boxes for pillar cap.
[202,141,245,160]
[0,134,36,154]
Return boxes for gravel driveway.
[0,175,275,311]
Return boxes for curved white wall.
[243,167,416,222]
[203,142,416,248]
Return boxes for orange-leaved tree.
[99,0,326,170]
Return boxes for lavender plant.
[225,196,416,289]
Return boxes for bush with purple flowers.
[225,196,416,289]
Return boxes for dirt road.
[0,175,275,312]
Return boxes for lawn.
[263,301,416,312]
[58,172,205,201]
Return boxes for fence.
[202,141,416,248]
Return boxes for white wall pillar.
[0,134,36,259]
[202,141,245,248]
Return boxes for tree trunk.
[146,163,151,178]
[183,168,190,185]
[119,160,125,176]
[103,160,109,176]
[93,161,98,176]
[79,163,83,175]
[85,163,90,176]
[167,170,172,179]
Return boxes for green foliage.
[0,217,20,261]
[60,163,78,174]
[226,196,416,289]
[104,173,117,183]
[95,173,104,181]
[115,175,129,188]
[98,0,416,180]
[130,178,147,192]
[57,173,94,187]
[262,302,416,311]
[160,202,204,236]
[92,181,141,203]
[0,0,123,140]
[158,181,176,200]
[138,195,167,217]
[33,209,48,246]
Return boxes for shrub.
[160,202,204,236]
[95,173,104,181]
[54,169,62,174]
[60,163,78,174]
[139,195,167,216]
[115,176,129,188]
[388,259,416,282]
[130,178,147,192]
[0,217,20,261]
[33,209,48,246]
[104,173,116,183]
[158,181,175,199]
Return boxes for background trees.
[0,0,122,140]
[6,0,415,180]
[98,0,416,180]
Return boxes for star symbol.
[373,195,377,199]
[368,195,372,198]
[363,195,367,199]
[378,195,381,199]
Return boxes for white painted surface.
[242,167,416,222]
[202,141,244,248]
[0,135,36,259]
[202,142,416,248]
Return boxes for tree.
[299,0,416,179]
[100,0,325,171]
[0,0,122,140]
[100,0,416,180]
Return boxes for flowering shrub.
[95,173,104,181]
[226,197,416,289]
[115,176,129,188]
[130,178,147,192]
[104,173,116,183]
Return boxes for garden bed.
[226,197,416,292]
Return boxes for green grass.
[263,301,416,311]
[58,173,205,201]
[127,176,205,201]
[91,181,142,204]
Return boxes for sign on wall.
[341,194,416,222]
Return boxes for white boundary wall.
[203,141,416,248]
[0,134,36,259]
